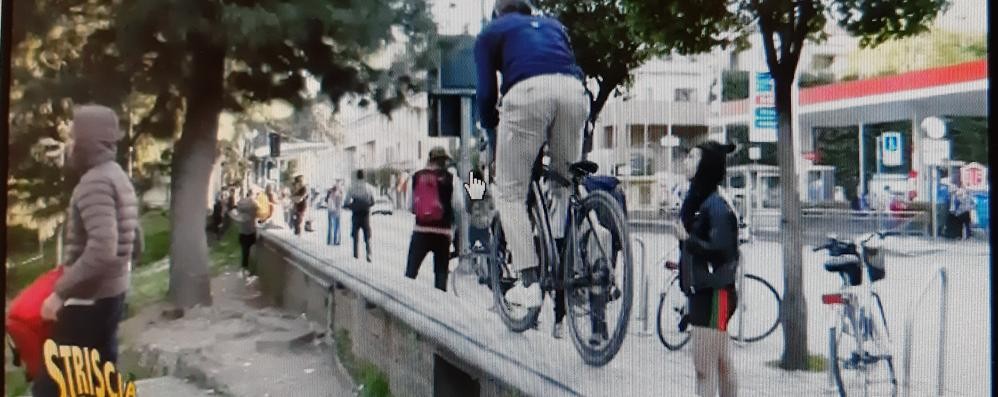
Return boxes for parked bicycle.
[815,231,898,397]
[488,153,634,367]
[656,235,782,351]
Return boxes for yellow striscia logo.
[42,339,138,397]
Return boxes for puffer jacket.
[55,110,140,300]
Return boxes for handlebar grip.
[812,246,824,252]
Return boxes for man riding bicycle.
[475,0,589,310]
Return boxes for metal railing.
[631,237,651,336]
[901,267,948,397]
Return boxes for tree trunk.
[167,38,226,309]
[774,76,809,370]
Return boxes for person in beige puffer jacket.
[34,105,141,397]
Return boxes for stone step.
[19,377,215,397]
[135,376,217,397]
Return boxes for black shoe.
[678,315,690,332]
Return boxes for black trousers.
[32,294,126,397]
[352,213,372,260]
[292,211,306,235]
[956,212,973,239]
[239,233,257,271]
[404,232,451,291]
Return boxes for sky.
[431,0,495,35]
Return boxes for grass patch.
[766,354,828,372]
[5,211,171,300]
[138,210,171,267]
[334,329,392,397]
[5,370,28,397]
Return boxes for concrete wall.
[254,237,521,397]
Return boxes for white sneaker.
[552,321,564,339]
[504,280,542,309]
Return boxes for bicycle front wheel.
[728,274,782,343]
[656,275,691,350]
[564,190,633,367]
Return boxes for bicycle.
[488,152,634,367]
[814,231,898,397]
[655,237,782,351]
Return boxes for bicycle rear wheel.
[489,200,544,333]
[728,274,782,343]
[656,275,690,350]
[564,190,633,366]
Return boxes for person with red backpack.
[404,147,458,291]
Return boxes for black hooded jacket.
[678,142,740,295]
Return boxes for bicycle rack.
[901,266,948,397]
[631,237,652,337]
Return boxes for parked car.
[371,196,394,215]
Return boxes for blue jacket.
[474,13,584,129]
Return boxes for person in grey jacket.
[36,105,141,397]
[676,140,739,397]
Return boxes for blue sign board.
[749,71,777,142]
[973,191,989,228]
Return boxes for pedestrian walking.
[290,175,309,235]
[211,191,225,240]
[950,184,975,240]
[345,170,375,262]
[325,186,344,245]
[231,188,259,278]
[676,141,740,397]
[34,105,142,397]
[404,147,458,292]
[257,184,277,225]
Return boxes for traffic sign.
[428,35,479,138]
[749,71,777,143]
[922,138,950,166]
[960,162,988,190]
[881,132,902,167]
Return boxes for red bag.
[6,266,63,380]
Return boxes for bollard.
[902,267,948,397]
[631,237,651,336]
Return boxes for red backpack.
[6,266,63,380]
[413,171,445,224]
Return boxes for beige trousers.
[691,326,738,397]
[493,74,589,272]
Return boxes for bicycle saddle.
[570,160,598,176]
[823,255,863,286]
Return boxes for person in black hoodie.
[404,147,457,291]
[676,140,739,397]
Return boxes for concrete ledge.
[258,231,581,397]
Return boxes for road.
[282,206,989,396]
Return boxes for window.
[646,87,655,101]
[418,141,422,159]
[629,125,645,148]
[603,126,615,149]
[639,185,652,205]
[674,88,695,102]
[812,54,835,70]
[648,125,668,146]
